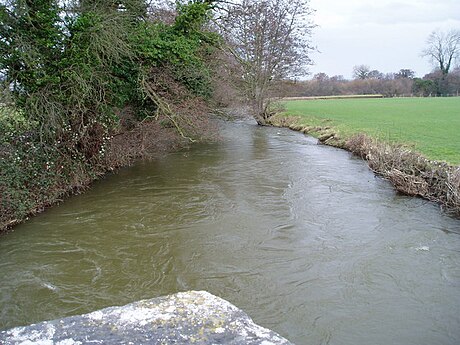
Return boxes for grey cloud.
[350,1,460,25]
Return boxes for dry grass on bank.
[346,134,460,212]
[272,116,460,215]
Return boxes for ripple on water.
[1,121,460,345]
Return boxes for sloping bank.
[269,115,460,215]
[0,112,217,235]
[0,291,293,344]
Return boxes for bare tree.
[368,69,384,80]
[422,29,460,76]
[422,29,460,94]
[352,65,370,80]
[395,69,415,79]
[218,0,315,125]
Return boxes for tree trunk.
[253,114,268,126]
[252,95,270,126]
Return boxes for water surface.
[1,120,459,344]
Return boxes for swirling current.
[1,120,459,344]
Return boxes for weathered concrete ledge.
[0,291,293,344]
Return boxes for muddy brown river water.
[1,120,459,344]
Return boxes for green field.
[282,97,460,165]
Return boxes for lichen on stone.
[1,291,293,345]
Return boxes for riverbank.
[269,114,460,216]
[0,113,217,235]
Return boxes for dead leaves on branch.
[139,67,216,143]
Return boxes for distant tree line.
[275,66,460,98]
[275,28,460,98]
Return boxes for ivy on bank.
[0,0,219,231]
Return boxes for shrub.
[0,0,220,231]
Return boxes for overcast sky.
[307,0,460,79]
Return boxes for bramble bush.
[0,0,220,231]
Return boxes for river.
[1,120,459,344]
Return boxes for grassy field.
[281,97,460,165]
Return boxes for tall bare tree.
[395,69,415,79]
[422,29,460,94]
[422,29,460,76]
[218,0,315,125]
[352,65,370,80]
